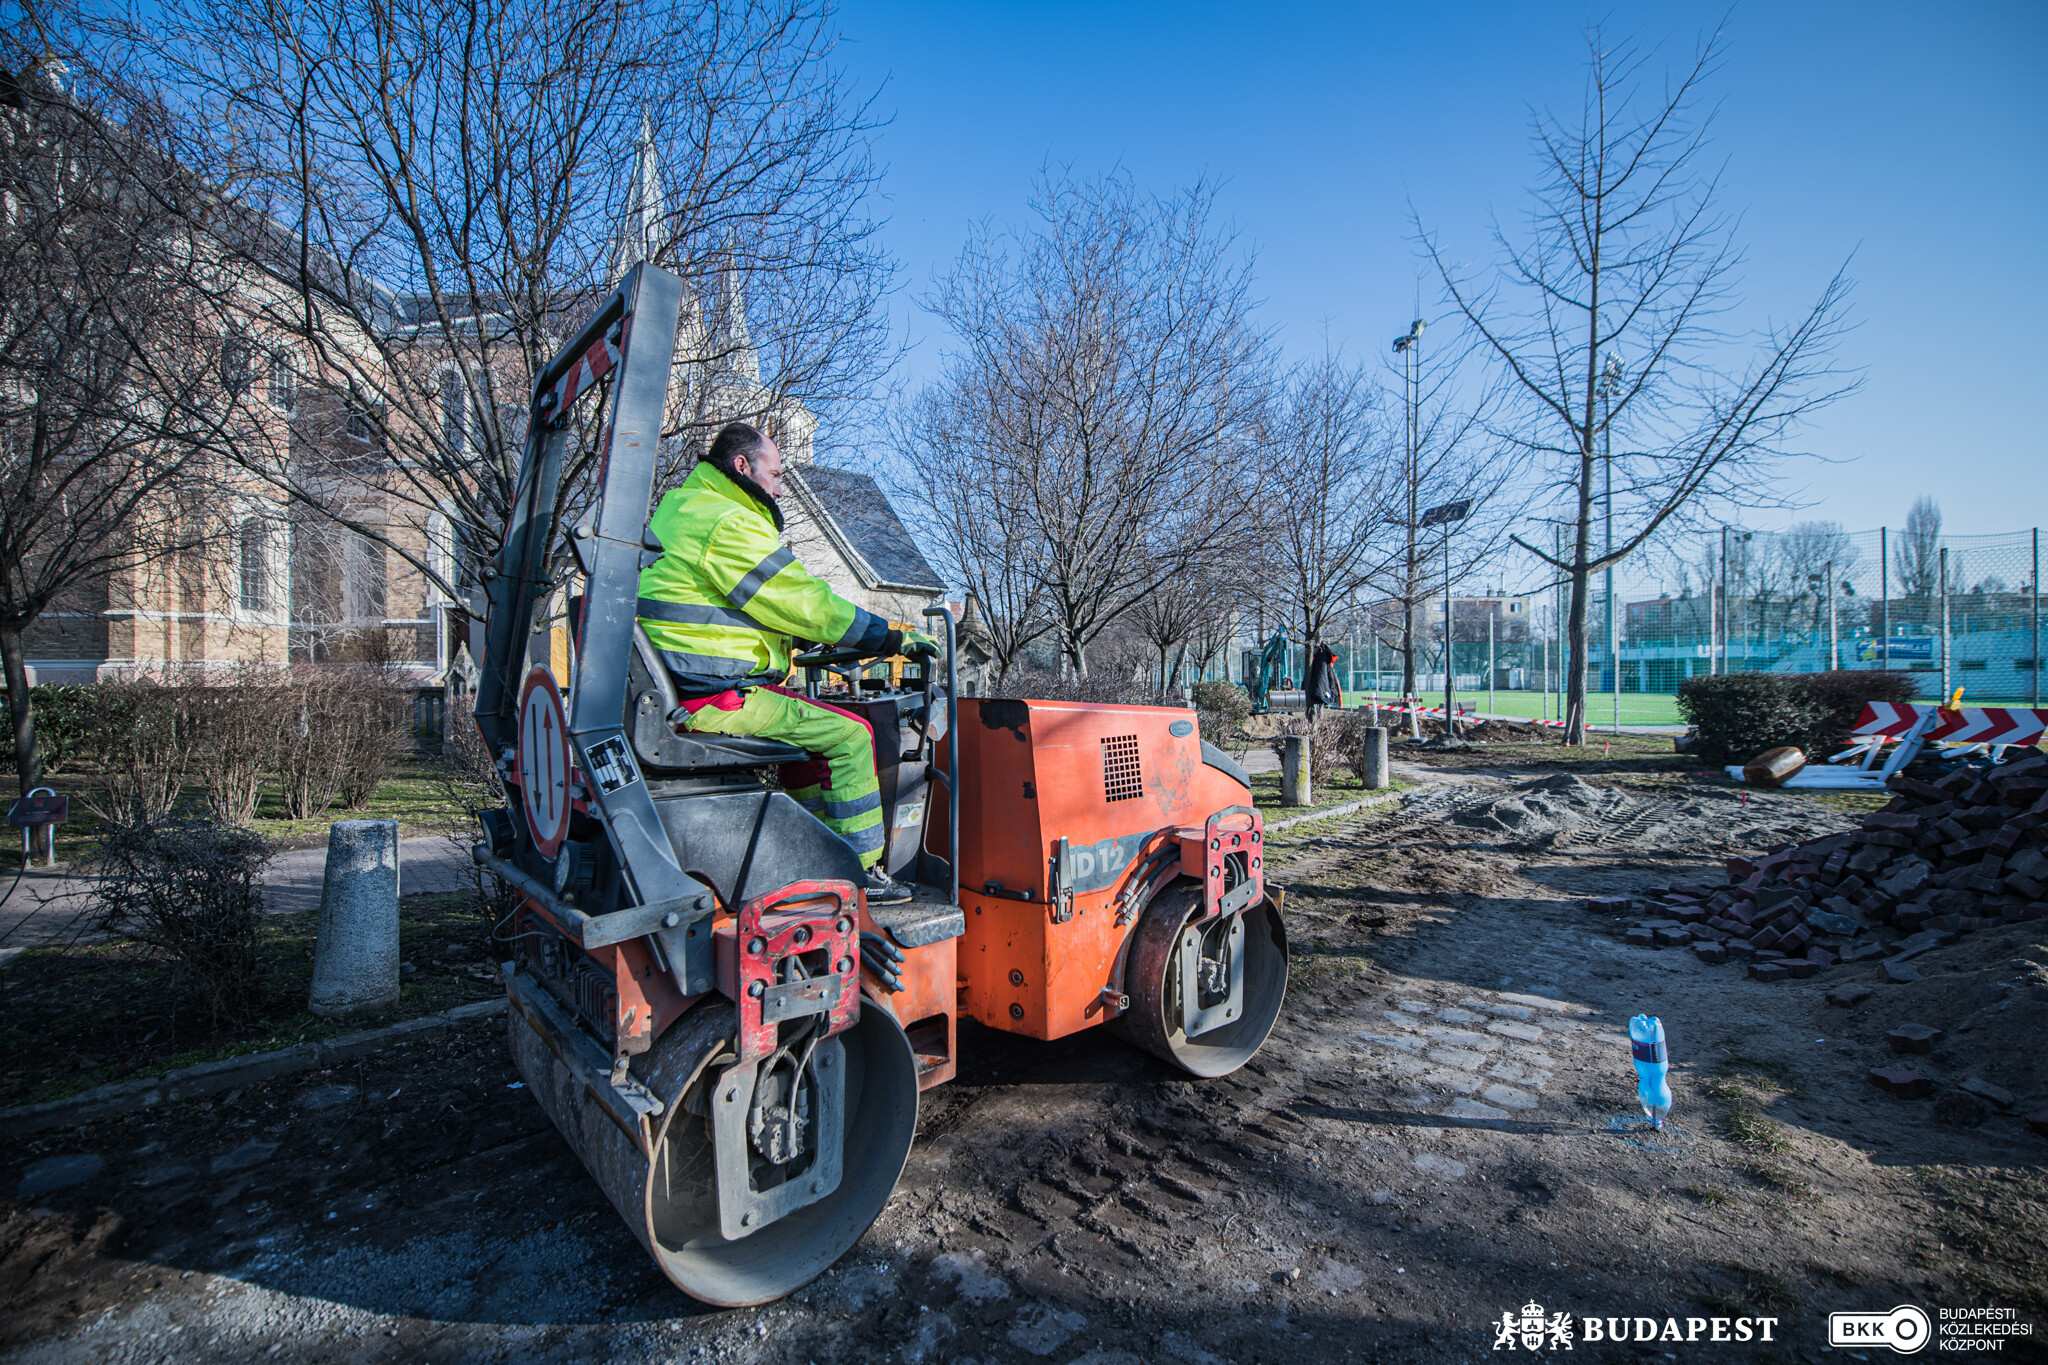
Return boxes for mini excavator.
[473,264,1289,1306]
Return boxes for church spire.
[611,114,666,283]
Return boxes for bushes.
[87,816,272,1026]
[1676,670,1919,766]
[1796,669,1917,754]
[74,668,416,823]
[1191,680,1252,753]
[0,683,95,775]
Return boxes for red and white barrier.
[1853,702,2048,747]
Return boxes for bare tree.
[0,30,240,794]
[1895,496,1942,599]
[892,383,1050,682]
[913,170,1273,677]
[1424,25,1856,743]
[131,0,895,630]
[1263,353,1392,672]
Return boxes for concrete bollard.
[1280,735,1311,807]
[309,819,401,1017]
[1361,726,1389,790]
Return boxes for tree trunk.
[1564,447,1597,745]
[0,622,39,797]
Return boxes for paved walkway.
[0,834,478,961]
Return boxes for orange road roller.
[470,263,1288,1306]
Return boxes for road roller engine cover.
[470,263,1290,1307]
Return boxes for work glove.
[859,930,904,993]
[881,627,941,661]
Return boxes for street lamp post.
[1394,317,1425,735]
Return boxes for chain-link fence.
[1232,525,2043,728]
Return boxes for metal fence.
[1233,525,2042,728]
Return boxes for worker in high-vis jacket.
[637,421,938,904]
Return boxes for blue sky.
[830,1,2046,558]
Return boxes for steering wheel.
[791,646,870,670]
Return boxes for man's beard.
[718,461,785,532]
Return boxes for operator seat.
[625,622,810,774]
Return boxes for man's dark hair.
[704,421,769,472]
[698,420,784,529]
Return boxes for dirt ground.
[4,744,2045,1364]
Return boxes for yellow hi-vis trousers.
[677,686,886,868]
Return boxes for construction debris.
[1621,749,2048,977]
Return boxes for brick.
[1726,856,1759,880]
[1868,1068,1934,1099]
[1625,927,1656,948]
[1587,896,1631,914]
[1887,1023,1944,1054]
[1824,986,1873,1007]
[1750,926,1783,951]
[1654,926,1694,947]
[1959,1077,2014,1109]
[1755,886,1805,915]
[1863,811,1924,833]
[1886,775,1946,802]
[1847,847,1893,874]
[1748,962,1791,983]
[1804,946,1837,968]
[1724,939,1759,960]
[1884,959,1923,983]
[1691,942,1729,965]
[1778,924,1814,952]
[1840,941,1890,964]
[1775,958,1820,979]
[1855,830,1912,848]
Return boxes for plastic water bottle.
[1630,1014,1672,1128]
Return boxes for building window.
[346,406,374,442]
[267,350,297,413]
[439,368,466,454]
[239,518,270,612]
[345,532,387,622]
[221,334,253,399]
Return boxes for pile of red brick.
[1596,749,2048,983]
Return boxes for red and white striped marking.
[542,313,630,422]
[1852,702,2048,747]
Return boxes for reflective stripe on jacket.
[636,462,891,695]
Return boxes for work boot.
[863,866,913,905]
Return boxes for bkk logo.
[1491,1304,1781,1350]
[1827,1306,1931,1354]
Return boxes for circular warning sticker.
[514,667,572,857]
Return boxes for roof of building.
[793,465,944,592]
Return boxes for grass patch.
[0,891,499,1107]
[1719,1108,1791,1154]
[1704,1058,1798,1153]
[37,759,470,860]
[1915,1166,2048,1321]
[1247,770,1392,814]
[1746,1163,1820,1203]
[1796,789,1894,816]
[1685,1184,1734,1207]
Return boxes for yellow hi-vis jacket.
[636,461,891,696]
